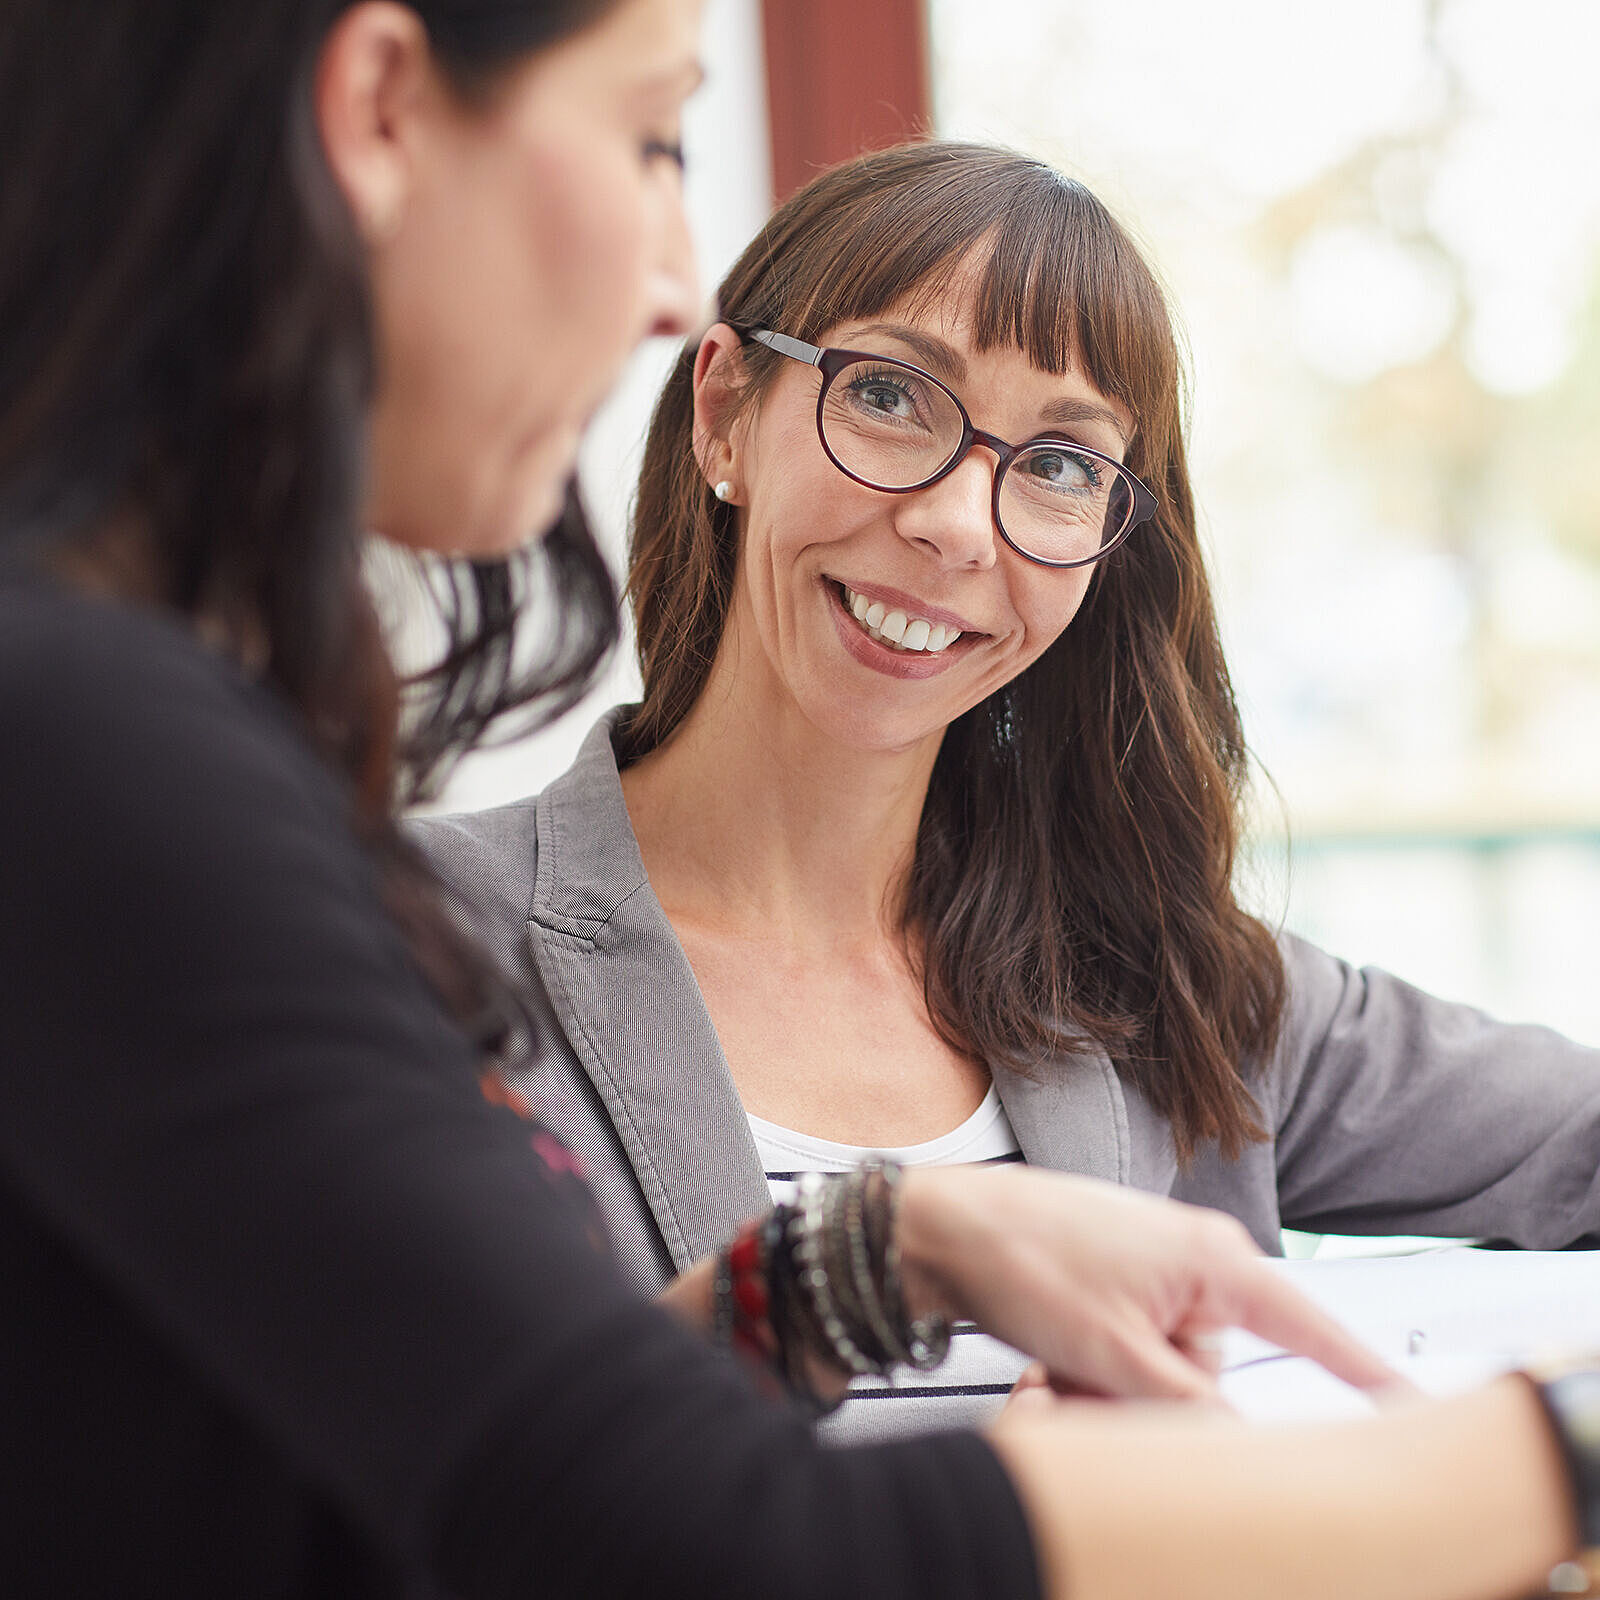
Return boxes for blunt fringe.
[0,0,620,1053]
[622,142,1283,1160]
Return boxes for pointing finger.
[1230,1265,1402,1394]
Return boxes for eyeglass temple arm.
[736,326,823,367]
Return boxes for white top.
[748,1083,1021,1195]
[747,1086,1032,1441]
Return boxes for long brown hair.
[0,0,623,1054]
[622,142,1283,1160]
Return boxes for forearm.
[989,1377,1574,1600]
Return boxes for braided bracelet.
[712,1208,839,1415]
[712,1217,780,1374]
[710,1243,735,1347]
[874,1161,951,1371]
[793,1172,877,1376]
[844,1165,915,1366]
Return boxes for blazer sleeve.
[1263,933,1600,1244]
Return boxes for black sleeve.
[0,588,1040,1600]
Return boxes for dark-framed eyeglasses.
[735,326,1158,569]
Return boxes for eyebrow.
[1037,396,1130,450]
[851,323,968,384]
[632,59,707,101]
[847,322,1130,451]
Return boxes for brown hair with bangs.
[621,141,1282,1161]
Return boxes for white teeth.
[839,585,965,654]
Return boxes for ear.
[314,2,434,246]
[690,322,751,488]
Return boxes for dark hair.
[623,142,1284,1160]
[0,0,622,1049]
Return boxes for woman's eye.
[642,137,686,171]
[859,383,910,414]
[845,371,925,423]
[1023,449,1098,490]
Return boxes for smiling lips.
[840,583,966,654]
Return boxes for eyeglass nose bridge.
[920,424,1024,543]
[875,422,1009,566]
[951,424,1024,474]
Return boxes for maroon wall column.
[760,0,932,205]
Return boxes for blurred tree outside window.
[932,0,1600,1041]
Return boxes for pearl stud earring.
[713,481,735,503]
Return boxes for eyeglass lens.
[820,357,1135,564]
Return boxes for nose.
[892,446,999,570]
[643,177,698,340]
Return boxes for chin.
[807,693,948,757]
[516,481,571,553]
[468,473,572,560]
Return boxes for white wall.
[413,0,772,816]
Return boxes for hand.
[1002,1362,1077,1417]
[1000,1356,1229,1417]
[896,1165,1399,1402]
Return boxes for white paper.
[1220,1249,1600,1421]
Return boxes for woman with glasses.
[417,139,1600,1442]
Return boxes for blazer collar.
[527,710,772,1271]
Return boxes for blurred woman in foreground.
[0,3,1590,1599]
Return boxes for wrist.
[894,1166,976,1324]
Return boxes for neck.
[620,652,942,951]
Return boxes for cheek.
[749,464,862,591]
[517,141,653,392]
[1016,570,1094,660]
[762,423,877,554]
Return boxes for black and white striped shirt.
[748,1086,1031,1444]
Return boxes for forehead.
[512,0,703,102]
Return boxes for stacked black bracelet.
[710,1160,953,1413]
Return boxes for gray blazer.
[413,710,1600,1295]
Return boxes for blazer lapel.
[993,1046,1178,1195]
[992,1047,1131,1183]
[527,713,772,1273]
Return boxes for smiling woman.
[678,301,1131,749]
[416,140,1600,1450]
[623,142,1272,1164]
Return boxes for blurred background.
[413,0,1600,1048]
